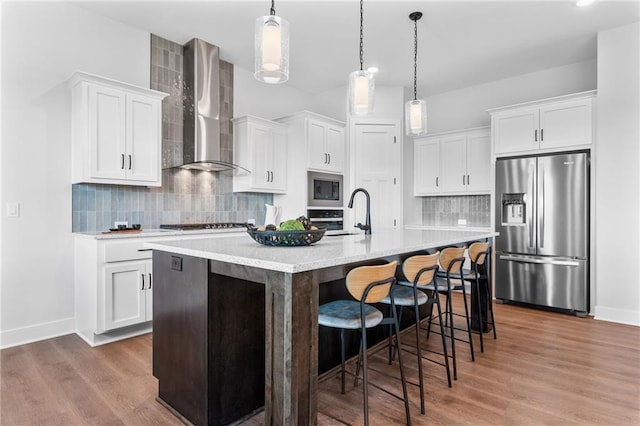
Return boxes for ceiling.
[75,0,640,96]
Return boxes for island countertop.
[145,228,497,274]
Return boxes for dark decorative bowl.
[247,225,327,246]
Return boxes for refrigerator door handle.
[499,255,580,267]
[528,162,535,249]
[539,163,545,249]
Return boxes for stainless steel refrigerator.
[494,152,589,315]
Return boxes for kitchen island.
[146,228,497,426]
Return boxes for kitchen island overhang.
[146,228,497,425]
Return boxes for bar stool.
[426,247,474,380]
[318,261,411,426]
[379,252,452,415]
[462,242,496,353]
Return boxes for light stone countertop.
[73,228,246,240]
[405,224,493,232]
[145,228,498,274]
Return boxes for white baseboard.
[0,317,76,349]
[594,305,640,326]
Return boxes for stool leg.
[460,283,475,362]
[361,323,370,426]
[391,303,412,426]
[487,283,497,340]
[447,291,458,381]
[474,276,484,353]
[413,299,425,414]
[354,332,363,388]
[340,328,346,394]
[435,297,452,388]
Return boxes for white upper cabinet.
[490,91,595,156]
[232,116,288,193]
[69,71,167,187]
[278,111,346,174]
[414,127,491,196]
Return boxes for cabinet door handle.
[141,274,145,290]
[324,153,328,164]
[266,171,270,182]
[128,155,132,170]
[436,177,439,187]
[121,154,125,169]
[148,273,152,289]
[463,175,465,185]
[541,129,544,142]
[534,129,538,142]
[270,171,274,182]
[328,153,331,164]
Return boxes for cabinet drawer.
[104,241,153,262]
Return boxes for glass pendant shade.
[254,15,289,84]
[349,70,375,116]
[405,99,427,136]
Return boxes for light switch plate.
[457,219,467,226]
[6,202,20,217]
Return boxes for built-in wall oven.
[308,172,343,208]
[307,209,343,232]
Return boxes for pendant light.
[405,12,427,136]
[348,0,374,115]
[255,0,289,84]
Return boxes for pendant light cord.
[413,16,418,100]
[359,0,364,71]
[270,0,275,16]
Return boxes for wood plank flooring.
[2,296,639,425]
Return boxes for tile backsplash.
[422,195,491,227]
[71,34,272,233]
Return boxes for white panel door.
[439,135,467,193]
[89,85,126,180]
[269,127,288,192]
[325,125,345,173]
[414,139,440,195]
[103,261,147,331]
[466,132,491,192]
[353,123,401,230]
[249,124,272,190]
[494,107,539,154]
[539,99,593,149]
[307,120,327,170]
[126,94,160,182]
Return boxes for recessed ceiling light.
[576,0,596,7]
[367,66,379,74]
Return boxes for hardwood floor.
[2,296,639,425]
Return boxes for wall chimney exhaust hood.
[180,38,247,172]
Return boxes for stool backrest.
[346,261,398,304]
[440,247,466,274]
[468,242,489,266]
[402,252,439,286]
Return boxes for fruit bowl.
[247,225,327,246]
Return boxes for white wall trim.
[0,317,75,349]
[593,305,640,327]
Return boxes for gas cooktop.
[159,223,249,230]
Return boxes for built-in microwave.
[308,172,343,208]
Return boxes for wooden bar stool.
[426,247,474,380]
[462,241,496,352]
[379,252,452,415]
[318,261,411,426]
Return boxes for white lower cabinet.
[74,232,240,346]
[104,260,152,331]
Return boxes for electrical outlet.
[247,218,256,226]
[457,219,467,226]
[6,202,20,218]
[114,221,129,228]
[171,256,183,271]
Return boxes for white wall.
[424,59,597,134]
[233,66,309,119]
[594,22,640,326]
[0,2,151,347]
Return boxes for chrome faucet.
[347,188,371,235]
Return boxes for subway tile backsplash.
[71,34,272,233]
[422,195,491,227]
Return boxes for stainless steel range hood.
[180,38,244,172]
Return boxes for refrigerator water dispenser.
[502,194,526,225]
